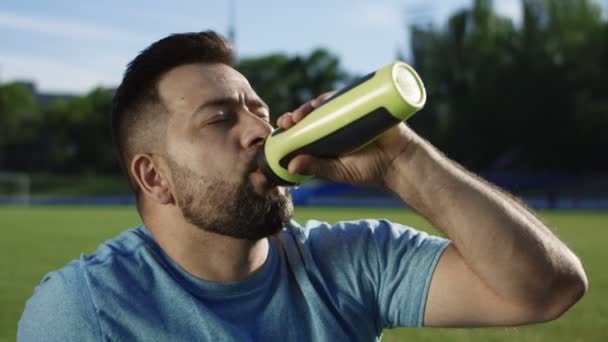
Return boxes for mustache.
[246,149,263,173]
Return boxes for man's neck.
[144,214,270,283]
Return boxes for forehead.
[157,63,253,113]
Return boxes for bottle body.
[257,61,426,185]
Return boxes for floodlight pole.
[228,0,236,47]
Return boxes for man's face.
[157,63,293,240]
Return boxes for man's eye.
[208,110,233,124]
[210,117,230,124]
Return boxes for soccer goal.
[0,172,30,205]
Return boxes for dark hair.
[111,31,234,198]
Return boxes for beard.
[167,157,293,241]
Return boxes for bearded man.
[19,31,587,342]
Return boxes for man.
[19,31,587,341]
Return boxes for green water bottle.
[257,61,426,185]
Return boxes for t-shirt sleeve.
[302,219,449,330]
[370,220,449,328]
[18,260,101,342]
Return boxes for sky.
[0,0,576,94]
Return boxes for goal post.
[0,172,30,205]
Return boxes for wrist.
[382,135,445,206]
[382,134,425,190]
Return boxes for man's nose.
[239,111,273,149]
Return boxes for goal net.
[0,172,30,205]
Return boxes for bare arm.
[382,127,588,326]
[280,95,588,327]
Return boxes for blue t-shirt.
[18,219,449,341]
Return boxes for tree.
[237,48,349,123]
[42,87,118,174]
[0,83,40,145]
[408,0,608,172]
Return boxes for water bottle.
[256,61,426,185]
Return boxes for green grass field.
[1,206,606,341]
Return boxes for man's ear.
[130,153,174,205]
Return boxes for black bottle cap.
[256,148,297,186]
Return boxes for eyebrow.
[192,97,270,118]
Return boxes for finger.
[287,155,317,175]
[291,108,308,122]
[292,92,333,122]
[276,114,285,128]
[310,91,337,108]
[288,154,339,180]
[292,102,314,122]
[277,112,296,129]
[290,90,339,124]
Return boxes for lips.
[245,157,264,178]
[247,159,260,174]
[247,149,265,174]
[245,150,275,189]
[247,160,273,190]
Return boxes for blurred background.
[1,0,607,341]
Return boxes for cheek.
[170,129,243,177]
[194,146,241,178]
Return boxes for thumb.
[287,154,340,180]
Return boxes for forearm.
[384,137,587,310]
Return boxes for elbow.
[535,261,588,323]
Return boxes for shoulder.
[18,260,100,341]
[282,218,437,247]
[18,225,147,341]
[81,225,150,266]
[279,218,449,270]
[278,218,434,260]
